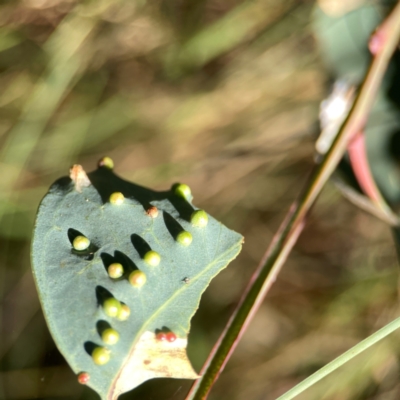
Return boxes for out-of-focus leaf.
[313,2,400,202]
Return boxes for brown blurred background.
[1,0,400,399]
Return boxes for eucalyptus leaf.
[31,161,243,399]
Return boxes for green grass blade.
[0,9,96,210]
[277,315,400,400]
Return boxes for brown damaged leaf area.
[69,164,91,192]
[109,331,200,399]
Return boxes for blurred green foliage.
[1,0,400,399]
[313,0,400,204]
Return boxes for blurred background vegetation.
[1,0,400,399]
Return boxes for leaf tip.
[70,164,91,192]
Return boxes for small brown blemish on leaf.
[143,360,151,365]
[146,206,158,218]
[69,165,91,192]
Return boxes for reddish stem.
[347,131,383,204]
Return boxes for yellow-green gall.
[103,298,121,318]
[109,192,124,205]
[144,250,161,266]
[117,304,131,321]
[98,156,114,169]
[102,328,120,345]
[191,210,208,228]
[176,231,192,246]
[129,270,147,288]
[108,263,124,279]
[92,347,110,365]
[174,183,191,200]
[72,235,90,251]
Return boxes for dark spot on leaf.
[84,252,95,261]
[143,360,151,365]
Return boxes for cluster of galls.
[74,157,206,383]
[89,298,129,367]
[156,331,177,342]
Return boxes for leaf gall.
[166,332,177,342]
[156,332,167,341]
[102,328,120,345]
[190,210,208,228]
[98,156,114,169]
[109,192,125,205]
[108,263,124,279]
[92,347,110,365]
[144,250,161,266]
[129,270,147,288]
[146,206,159,218]
[103,298,121,318]
[72,235,90,251]
[77,372,90,384]
[176,231,192,246]
[117,304,130,321]
[174,183,191,200]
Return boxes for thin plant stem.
[332,175,399,226]
[185,2,400,399]
[276,315,400,400]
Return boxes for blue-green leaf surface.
[31,162,243,399]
